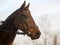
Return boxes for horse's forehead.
[23,10,29,12]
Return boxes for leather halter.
[0,29,26,35]
[0,21,37,35]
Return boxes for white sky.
[0,0,60,20]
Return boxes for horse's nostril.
[37,32,41,35]
[40,32,41,35]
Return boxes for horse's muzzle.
[31,32,41,40]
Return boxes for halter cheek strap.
[0,29,26,35]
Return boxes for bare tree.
[39,15,48,45]
[53,34,57,45]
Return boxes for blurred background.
[0,0,60,45]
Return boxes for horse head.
[14,1,41,40]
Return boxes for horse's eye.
[21,14,28,19]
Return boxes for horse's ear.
[25,3,30,10]
[20,1,26,10]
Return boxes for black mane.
[0,10,18,29]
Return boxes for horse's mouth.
[31,38,39,40]
[31,35,40,40]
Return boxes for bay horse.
[0,1,41,45]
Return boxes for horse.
[0,1,41,45]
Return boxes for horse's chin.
[31,38,39,40]
[31,36,40,40]
[27,35,40,40]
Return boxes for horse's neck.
[0,20,17,32]
[0,21,17,45]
